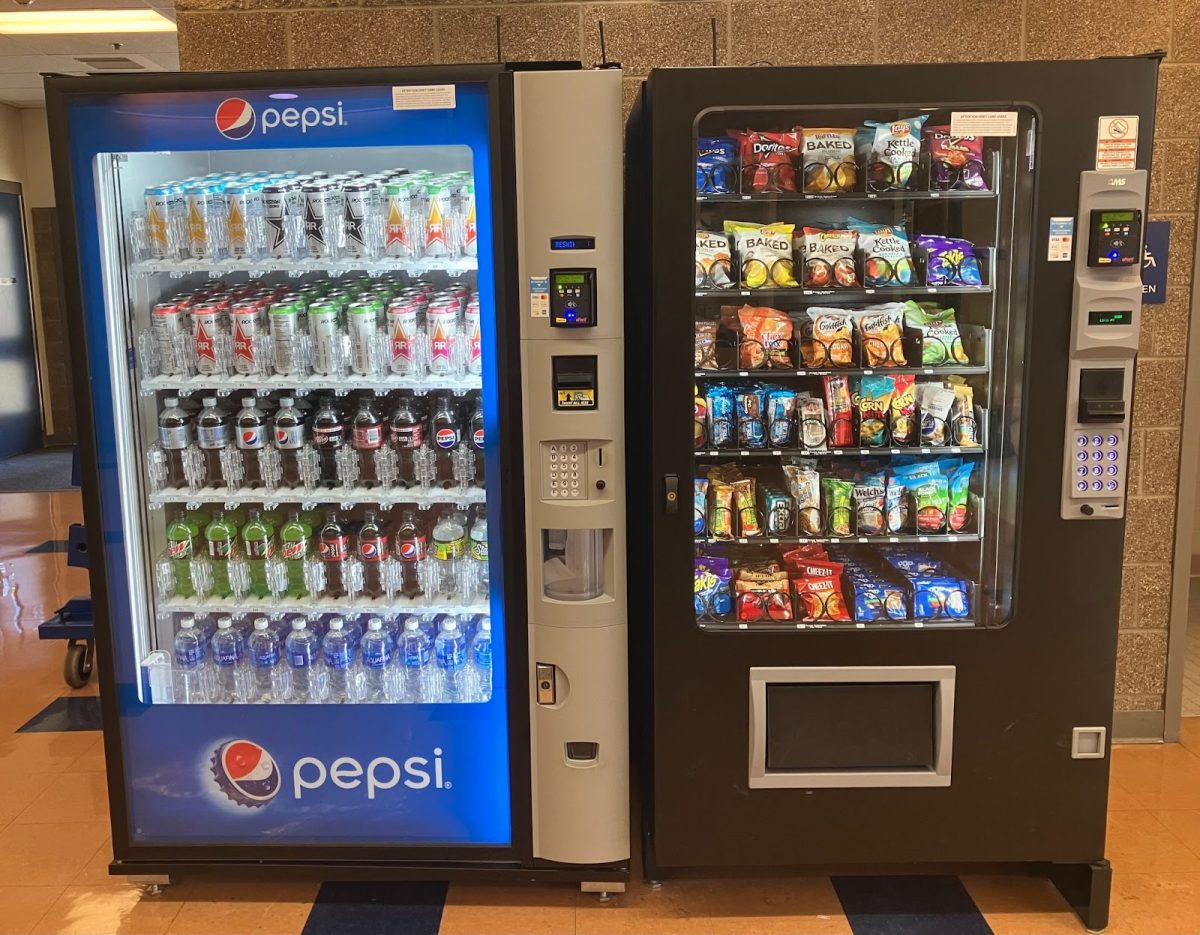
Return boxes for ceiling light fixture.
[0,9,176,34]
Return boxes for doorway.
[0,181,41,460]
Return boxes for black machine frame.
[625,57,1159,930]
[47,63,625,883]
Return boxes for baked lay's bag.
[801,128,857,193]
[725,221,798,289]
[797,226,860,288]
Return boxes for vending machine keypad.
[1069,428,1125,498]
[542,441,589,500]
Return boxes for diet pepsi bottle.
[196,396,231,487]
[247,616,282,704]
[236,396,268,488]
[158,396,192,489]
[273,396,306,488]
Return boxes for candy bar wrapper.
[767,389,798,448]
[799,394,828,451]
[783,463,823,537]
[732,478,761,537]
[693,478,709,536]
[823,374,854,447]
[708,482,735,539]
[695,555,733,617]
[763,487,794,536]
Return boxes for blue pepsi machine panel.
[64,82,512,845]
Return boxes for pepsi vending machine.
[47,64,629,884]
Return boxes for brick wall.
[176,0,1196,719]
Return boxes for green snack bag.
[821,476,854,536]
[912,475,950,533]
[948,462,975,532]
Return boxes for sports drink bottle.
[322,617,354,704]
[247,617,282,703]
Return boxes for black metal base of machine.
[1044,859,1112,932]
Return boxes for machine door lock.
[1078,368,1127,423]
[535,663,556,705]
[664,474,679,513]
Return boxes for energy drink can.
[303,182,344,260]
[308,301,342,375]
[426,298,459,375]
[386,299,421,375]
[269,301,301,376]
[346,301,378,376]
[342,181,379,259]
[144,184,173,259]
[383,181,417,258]
[262,183,292,259]
[422,184,454,258]
[185,182,224,260]
[464,297,481,375]
[190,302,224,375]
[224,181,262,260]
[459,181,476,258]
[230,303,263,375]
[151,301,185,374]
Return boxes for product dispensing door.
[513,67,629,869]
[1060,169,1147,520]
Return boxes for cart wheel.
[64,640,93,689]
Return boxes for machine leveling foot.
[1046,859,1111,932]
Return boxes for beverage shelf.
[696,189,997,204]
[697,617,977,632]
[695,445,986,459]
[158,595,489,617]
[141,372,481,397]
[695,284,993,301]
[148,485,485,510]
[695,532,981,546]
[130,256,478,279]
[694,365,990,379]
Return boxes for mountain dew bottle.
[204,509,239,599]
[166,509,198,598]
[241,508,275,599]
[279,509,312,599]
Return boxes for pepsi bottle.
[357,510,388,599]
[430,393,461,488]
[388,390,424,487]
[468,394,485,487]
[318,509,349,599]
[394,507,426,599]
[235,396,268,488]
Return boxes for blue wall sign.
[1142,219,1169,305]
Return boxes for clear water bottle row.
[149,391,483,493]
[171,611,492,705]
[158,503,488,604]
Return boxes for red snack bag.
[793,575,850,622]
[730,129,801,193]
[782,543,829,566]
[786,557,845,580]
[823,374,854,448]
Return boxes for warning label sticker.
[1096,116,1139,171]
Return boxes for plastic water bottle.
[467,507,488,599]
[247,616,282,703]
[323,617,355,703]
[435,618,468,702]
[285,618,321,703]
[210,615,245,703]
[430,509,466,598]
[359,617,392,703]
[399,617,433,703]
[173,615,208,703]
[468,616,493,702]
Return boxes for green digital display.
[555,273,586,284]
[1101,211,1135,224]
[1089,310,1133,326]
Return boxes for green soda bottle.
[166,508,198,598]
[204,509,239,599]
[241,508,276,599]
[279,509,312,599]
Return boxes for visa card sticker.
[530,276,549,318]
[1048,217,1074,262]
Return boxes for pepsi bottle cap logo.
[210,739,280,807]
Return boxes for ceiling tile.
[27,33,179,55]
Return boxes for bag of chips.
[801,128,858,193]
[731,129,801,192]
[695,320,720,369]
[924,125,987,192]
[856,115,928,191]
[802,308,855,367]
[850,219,916,287]
[917,382,956,446]
[767,389,797,448]
[822,476,854,536]
[917,234,983,287]
[738,305,793,368]
[724,221,798,289]
[910,474,949,533]
[708,482,735,539]
[857,374,896,447]
[853,476,886,536]
[855,305,906,366]
[733,478,761,537]
[696,230,735,290]
[797,226,860,289]
[695,555,733,617]
[890,374,916,446]
[783,463,823,536]
[948,462,975,532]
[696,136,737,194]
[706,384,736,448]
[823,374,854,447]
[783,542,829,566]
[794,575,850,622]
[904,302,970,365]
[736,386,768,449]
[950,382,979,446]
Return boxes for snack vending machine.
[625,57,1156,929]
[48,64,629,883]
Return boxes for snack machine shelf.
[141,373,482,397]
[695,532,981,546]
[695,446,986,459]
[695,284,994,301]
[158,595,490,617]
[696,617,977,632]
[694,365,991,379]
[696,189,997,204]
[130,256,479,279]
[148,486,486,510]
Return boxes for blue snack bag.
[736,386,769,449]
[696,137,737,194]
[706,385,736,448]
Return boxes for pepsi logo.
[473,428,484,449]
[210,739,280,808]
[241,429,262,446]
[435,428,457,449]
[215,98,256,141]
[360,540,384,561]
[398,539,424,561]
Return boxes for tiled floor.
[6,490,1200,933]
